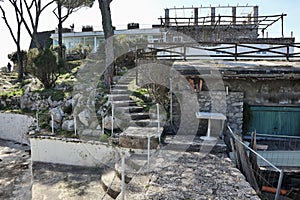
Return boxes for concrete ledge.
[0,113,34,144]
[30,136,120,167]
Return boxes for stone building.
[153,5,300,138]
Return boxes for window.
[173,36,183,42]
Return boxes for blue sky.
[0,0,299,67]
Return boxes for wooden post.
[165,9,170,27]
[235,135,260,192]
[234,44,238,61]
[232,7,236,25]
[249,131,259,172]
[286,44,290,61]
[211,7,215,25]
[194,8,199,26]
[281,14,284,38]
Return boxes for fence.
[227,126,284,200]
[35,101,162,140]
[244,134,300,168]
[137,42,300,61]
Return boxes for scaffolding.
[160,5,286,38]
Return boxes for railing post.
[235,43,238,61]
[183,44,187,60]
[74,114,77,136]
[102,117,105,135]
[147,132,150,172]
[156,103,161,143]
[275,169,284,200]
[170,77,173,126]
[286,44,290,61]
[51,114,54,135]
[36,112,39,131]
[121,153,125,200]
[111,103,114,137]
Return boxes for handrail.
[227,125,284,200]
[137,42,300,61]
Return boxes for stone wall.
[0,113,34,144]
[172,91,244,136]
[166,25,258,43]
[224,79,300,106]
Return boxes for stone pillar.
[165,9,170,27]
[232,7,236,25]
[253,6,258,25]
[211,7,215,25]
[194,8,199,26]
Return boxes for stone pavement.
[120,150,261,200]
[0,138,260,200]
[0,139,31,200]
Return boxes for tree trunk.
[16,45,23,81]
[58,0,63,59]
[98,0,114,87]
[98,0,113,39]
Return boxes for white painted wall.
[30,137,121,167]
[0,113,34,144]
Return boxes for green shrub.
[27,48,59,88]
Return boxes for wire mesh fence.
[227,126,285,200]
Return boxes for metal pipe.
[51,114,54,135]
[227,125,281,172]
[111,103,114,137]
[275,170,284,200]
[147,132,150,172]
[36,112,39,130]
[170,78,173,126]
[74,115,77,136]
[121,154,125,200]
[156,103,161,143]
[102,117,105,135]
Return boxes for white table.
[195,112,227,141]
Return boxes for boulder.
[62,120,75,132]
[49,107,64,123]
[78,109,91,127]
[104,115,122,130]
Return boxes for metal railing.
[227,126,284,200]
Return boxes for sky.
[0,0,299,68]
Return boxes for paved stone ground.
[122,150,261,200]
[0,139,31,200]
[0,138,261,200]
[32,163,113,200]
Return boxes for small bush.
[27,48,59,89]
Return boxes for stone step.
[100,170,122,199]
[113,84,129,90]
[110,89,130,95]
[108,94,130,101]
[129,119,160,127]
[119,127,163,149]
[130,113,150,120]
[114,106,144,114]
[113,76,135,84]
[114,153,150,182]
[112,100,137,107]
[162,135,227,153]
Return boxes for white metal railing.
[227,125,284,200]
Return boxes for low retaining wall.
[0,113,34,144]
[30,137,121,167]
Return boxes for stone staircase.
[109,72,163,149]
[99,72,163,199]
[100,150,151,199]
